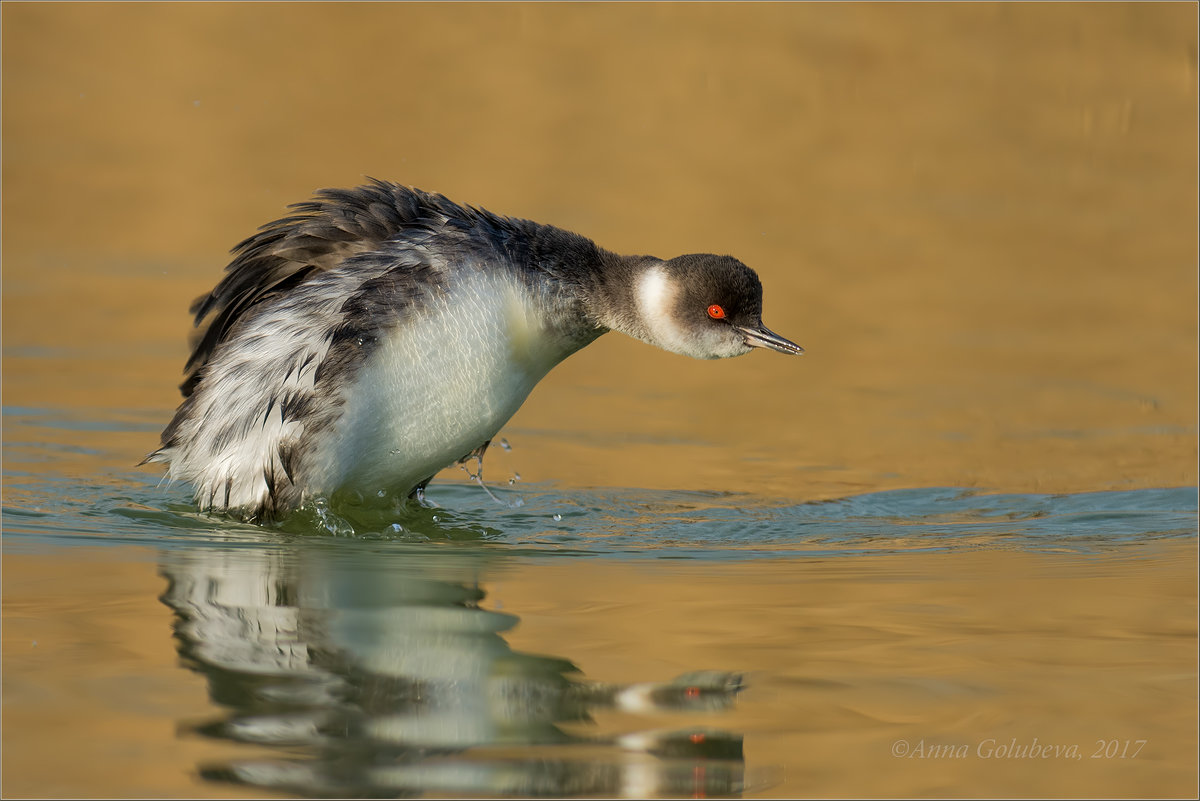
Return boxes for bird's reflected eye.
[707,304,726,320]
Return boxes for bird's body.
[146,180,800,522]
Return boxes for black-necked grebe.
[144,180,802,521]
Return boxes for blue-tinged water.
[3,407,1195,558]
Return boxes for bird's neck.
[587,250,672,348]
[511,221,668,351]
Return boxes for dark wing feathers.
[180,179,498,397]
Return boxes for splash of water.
[459,450,519,508]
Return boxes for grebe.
[144,180,801,521]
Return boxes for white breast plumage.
[309,272,571,498]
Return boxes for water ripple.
[2,465,1194,559]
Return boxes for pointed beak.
[734,324,804,355]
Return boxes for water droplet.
[431,515,440,523]
[383,523,404,535]
[552,513,562,522]
[390,448,401,455]
[498,438,512,451]
[313,503,354,536]
[377,489,387,498]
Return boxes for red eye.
[707,304,726,320]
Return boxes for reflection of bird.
[145,180,802,521]
[159,545,749,798]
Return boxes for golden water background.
[5,2,1196,496]
[3,3,1197,798]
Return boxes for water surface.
[4,408,1197,797]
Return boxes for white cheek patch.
[635,265,693,355]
